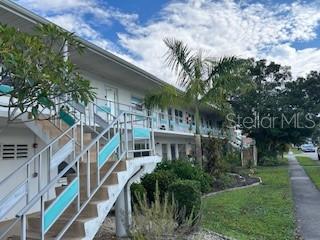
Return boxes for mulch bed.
[211,173,260,192]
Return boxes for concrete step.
[66,171,119,187]
[79,160,126,175]
[55,184,109,203]
[28,213,92,238]
[68,160,126,185]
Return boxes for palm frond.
[144,85,189,110]
[208,57,252,91]
[200,57,253,113]
[164,38,195,88]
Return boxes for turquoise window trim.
[98,133,120,169]
[97,105,111,113]
[44,178,79,233]
[133,127,150,140]
[0,84,13,94]
[59,109,75,126]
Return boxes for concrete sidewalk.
[289,154,320,240]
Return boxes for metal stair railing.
[0,120,79,239]
[14,111,154,240]
[54,97,115,150]
[0,97,91,238]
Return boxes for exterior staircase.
[0,100,160,240]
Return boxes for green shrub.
[259,156,282,166]
[141,170,177,202]
[156,160,213,193]
[168,179,202,221]
[202,137,229,176]
[131,183,146,204]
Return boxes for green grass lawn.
[296,156,319,166]
[202,166,295,240]
[296,156,320,189]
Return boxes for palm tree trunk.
[194,105,202,167]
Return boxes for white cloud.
[267,44,320,78]
[15,0,138,55]
[118,0,320,81]
[15,0,320,82]
[15,0,89,12]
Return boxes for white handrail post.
[26,164,30,204]
[87,151,92,196]
[77,158,80,211]
[151,117,156,156]
[38,154,42,192]
[131,114,134,154]
[20,214,26,240]
[93,102,96,131]
[40,195,45,240]
[117,120,121,158]
[124,113,128,159]
[96,141,100,186]
[47,146,52,199]
[80,113,84,151]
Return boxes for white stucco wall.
[0,121,56,220]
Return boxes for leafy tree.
[0,23,95,121]
[145,38,250,165]
[230,60,319,162]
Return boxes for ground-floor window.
[162,144,168,160]
[134,143,150,158]
[178,144,186,159]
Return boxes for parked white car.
[300,144,316,152]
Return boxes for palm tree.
[145,38,250,166]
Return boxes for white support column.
[175,144,179,160]
[167,143,172,160]
[115,185,131,238]
[125,183,133,230]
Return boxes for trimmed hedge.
[141,170,177,202]
[156,160,213,193]
[168,179,202,220]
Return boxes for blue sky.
[14,0,320,83]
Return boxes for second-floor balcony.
[95,98,225,137]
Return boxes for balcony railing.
[151,111,223,136]
[94,98,225,137]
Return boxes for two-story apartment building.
[0,1,229,239]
